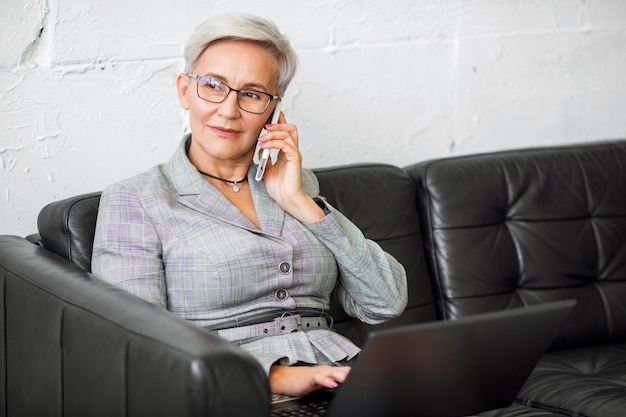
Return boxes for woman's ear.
[176,73,190,110]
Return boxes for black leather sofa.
[1,139,626,416]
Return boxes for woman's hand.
[269,364,351,397]
[258,113,325,223]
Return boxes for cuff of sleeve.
[304,209,354,254]
[249,352,290,376]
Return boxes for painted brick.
[1,0,625,237]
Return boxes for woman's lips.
[209,126,241,138]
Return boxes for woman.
[92,12,407,397]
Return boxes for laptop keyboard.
[269,400,329,416]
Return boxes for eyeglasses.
[187,73,279,114]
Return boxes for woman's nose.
[218,90,241,118]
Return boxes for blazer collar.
[164,135,285,237]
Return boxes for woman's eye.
[243,91,263,101]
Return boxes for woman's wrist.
[281,193,326,224]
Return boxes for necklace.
[197,169,248,193]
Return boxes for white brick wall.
[1,0,625,236]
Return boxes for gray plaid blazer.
[92,136,408,372]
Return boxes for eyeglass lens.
[196,76,271,114]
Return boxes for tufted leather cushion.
[406,140,626,349]
[516,342,626,416]
[37,192,101,272]
[407,140,626,417]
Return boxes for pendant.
[233,181,240,193]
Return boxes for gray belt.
[211,314,330,342]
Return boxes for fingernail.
[265,124,273,128]
[329,381,338,388]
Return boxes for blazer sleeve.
[301,170,408,324]
[91,182,168,309]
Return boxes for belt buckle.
[275,314,302,334]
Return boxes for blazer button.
[279,261,291,274]
[275,288,289,301]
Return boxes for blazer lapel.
[165,136,286,236]
[249,172,285,238]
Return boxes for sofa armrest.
[0,235,269,417]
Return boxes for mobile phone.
[255,102,282,181]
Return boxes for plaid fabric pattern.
[92,136,407,373]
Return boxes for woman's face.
[177,40,279,164]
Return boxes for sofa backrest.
[407,140,626,349]
[38,191,101,272]
[315,164,437,344]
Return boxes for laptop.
[270,300,576,417]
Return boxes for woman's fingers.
[269,365,352,397]
[313,366,351,389]
[259,113,298,151]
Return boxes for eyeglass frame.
[186,73,280,114]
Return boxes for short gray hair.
[184,12,298,97]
